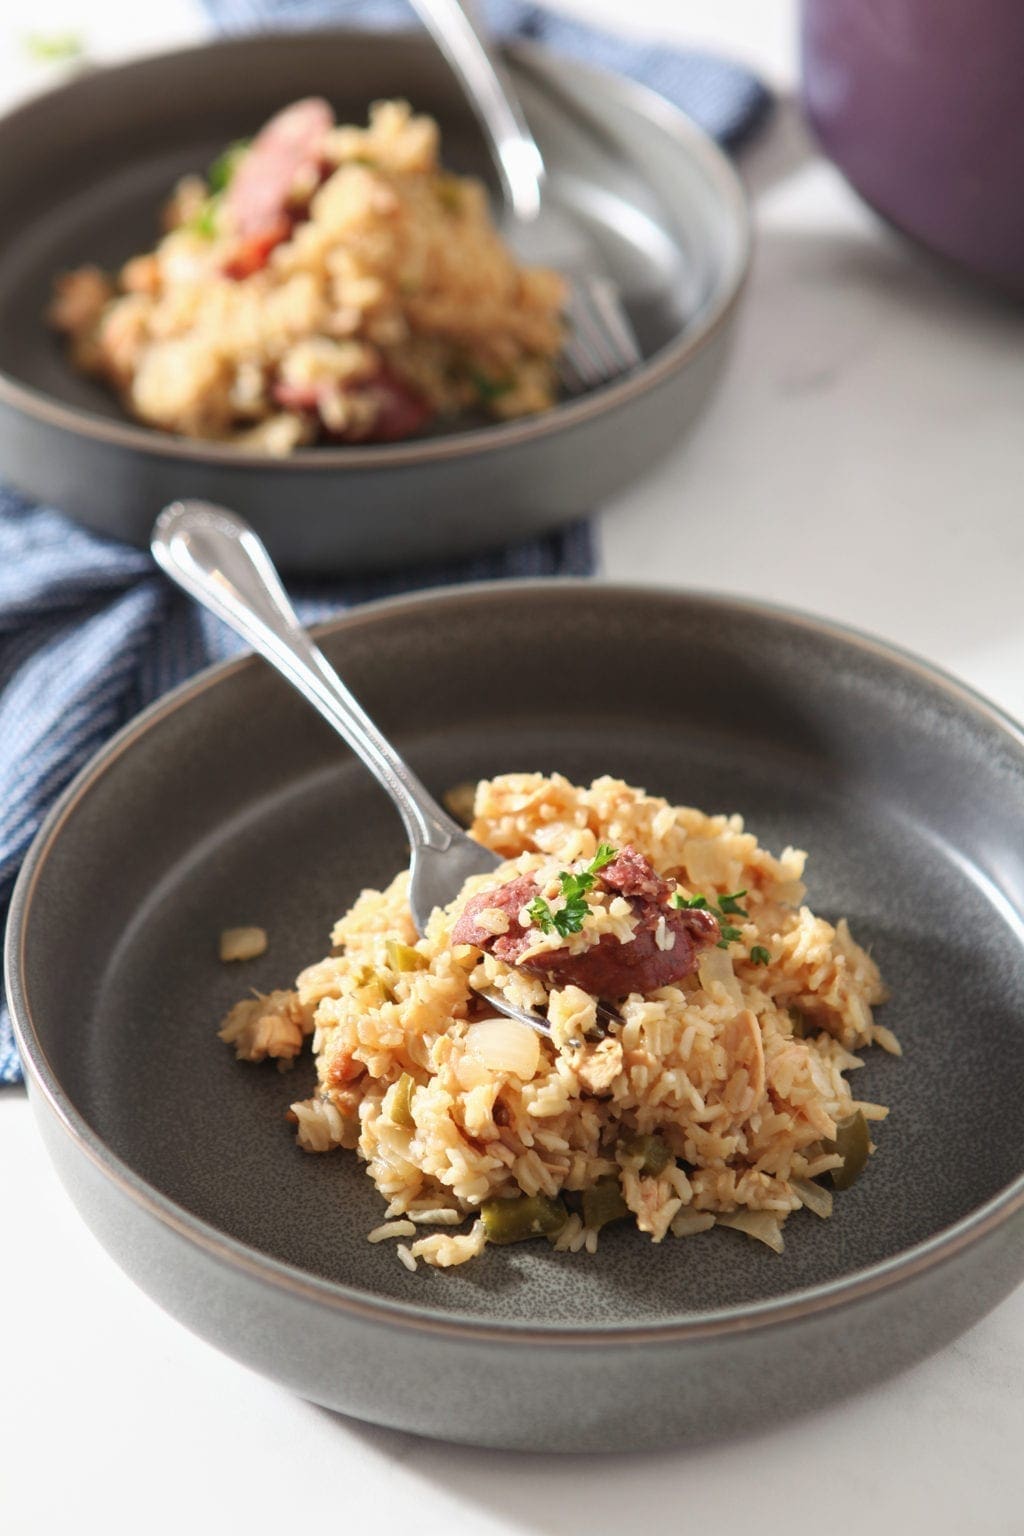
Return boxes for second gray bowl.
[0,30,749,573]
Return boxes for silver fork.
[407,0,643,392]
[151,501,614,1042]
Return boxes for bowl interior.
[0,30,725,434]
[16,587,1024,1327]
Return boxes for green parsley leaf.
[590,842,618,873]
[749,945,772,966]
[208,139,250,195]
[470,370,515,402]
[529,885,588,938]
[552,897,589,937]
[526,896,556,934]
[189,198,220,240]
[670,888,747,948]
[22,31,85,62]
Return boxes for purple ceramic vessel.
[801,0,1024,296]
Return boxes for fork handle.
[151,501,461,855]
[407,0,545,221]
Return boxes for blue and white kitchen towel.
[204,0,771,149]
[0,2,769,1084]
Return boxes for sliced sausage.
[271,367,433,443]
[271,381,316,412]
[221,216,292,280]
[224,97,335,243]
[600,846,673,903]
[362,369,434,442]
[452,873,539,964]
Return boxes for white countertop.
[3,3,1023,1532]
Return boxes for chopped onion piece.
[792,1178,833,1220]
[219,925,268,962]
[466,1018,540,1081]
[716,1210,785,1253]
[670,1210,716,1239]
[697,944,742,1003]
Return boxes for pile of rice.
[48,100,565,451]
[220,774,896,1270]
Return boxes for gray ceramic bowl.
[0,31,749,573]
[7,584,1024,1452]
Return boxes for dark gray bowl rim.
[0,29,751,473]
[8,581,1024,1347]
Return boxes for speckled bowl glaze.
[7,585,1024,1451]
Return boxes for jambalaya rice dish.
[48,99,565,451]
[220,774,897,1271]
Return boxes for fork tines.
[559,276,643,393]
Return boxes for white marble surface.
[2,3,1023,1532]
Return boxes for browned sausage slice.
[224,97,335,241]
[451,873,540,964]
[271,367,434,443]
[221,217,292,280]
[362,369,434,442]
[599,846,673,904]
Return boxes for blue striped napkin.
[204,0,771,148]
[0,6,769,1085]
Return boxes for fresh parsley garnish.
[188,141,250,239]
[526,844,618,938]
[471,370,515,402]
[749,945,772,966]
[22,31,85,62]
[189,198,220,240]
[526,894,557,932]
[207,139,250,195]
[670,888,749,948]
